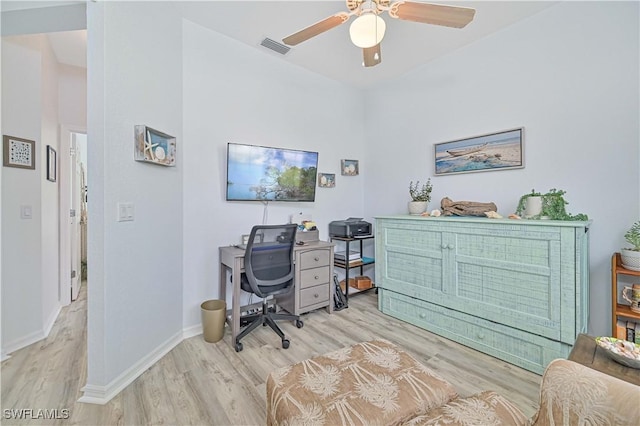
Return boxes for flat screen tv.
[226,143,319,202]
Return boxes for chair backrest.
[243,224,297,298]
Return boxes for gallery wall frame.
[341,159,359,176]
[134,125,176,166]
[434,127,524,176]
[318,173,335,188]
[46,145,57,182]
[3,135,35,169]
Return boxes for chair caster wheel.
[282,339,290,349]
[235,342,243,352]
[295,320,304,329]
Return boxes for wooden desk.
[568,334,640,386]
[219,240,335,344]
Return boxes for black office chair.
[234,224,303,352]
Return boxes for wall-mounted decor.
[46,145,57,182]
[134,125,176,166]
[434,127,524,176]
[318,173,336,188]
[341,159,359,176]
[3,135,35,169]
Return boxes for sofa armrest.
[529,359,640,426]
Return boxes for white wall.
[363,1,640,336]
[85,1,184,397]
[1,33,78,354]
[40,33,61,334]
[182,20,366,329]
[1,37,44,353]
[58,63,87,128]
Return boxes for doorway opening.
[60,127,88,305]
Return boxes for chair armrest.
[529,359,640,426]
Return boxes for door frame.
[59,124,87,306]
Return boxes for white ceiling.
[5,1,558,88]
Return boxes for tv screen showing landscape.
[226,143,318,202]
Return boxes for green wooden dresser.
[375,216,590,374]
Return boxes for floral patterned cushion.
[400,391,527,426]
[528,359,640,426]
[266,339,458,426]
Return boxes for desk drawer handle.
[314,275,319,280]
[314,256,320,261]
[419,313,426,319]
[314,293,319,298]
[477,333,485,340]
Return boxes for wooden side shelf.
[611,253,640,337]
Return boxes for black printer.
[329,217,372,238]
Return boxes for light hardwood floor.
[2,284,542,425]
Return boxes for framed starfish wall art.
[134,125,176,166]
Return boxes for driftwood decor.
[441,197,498,216]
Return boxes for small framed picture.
[341,159,359,176]
[3,135,35,169]
[318,173,335,188]
[134,125,176,167]
[46,145,57,182]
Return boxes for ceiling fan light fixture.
[349,13,386,48]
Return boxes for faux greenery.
[515,188,588,221]
[409,179,433,202]
[624,221,640,251]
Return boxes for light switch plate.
[117,202,134,222]
[20,205,32,219]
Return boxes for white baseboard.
[78,330,183,405]
[1,304,62,357]
[1,329,45,357]
[44,304,62,337]
[182,323,203,340]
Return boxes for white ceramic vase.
[408,201,428,215]
[524,196,543,218]
[621,248,640,271]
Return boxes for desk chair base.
[234,301,303,352]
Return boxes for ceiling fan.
[282,0,475,67]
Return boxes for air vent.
[260,38,290,55]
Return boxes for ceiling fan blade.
[389,1,475,28]
[363,44,382,67]
[283,12,350,46]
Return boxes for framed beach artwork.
[134,125,176,167]
[434,127,524,176]
[318,173,336,188]
[341,159,359,176]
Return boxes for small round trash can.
[201,299,226,343]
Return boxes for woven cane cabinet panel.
[375,216,590,374]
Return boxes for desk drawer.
[299,266,331,289]
[299,249,330,269]
[299,284,330,308]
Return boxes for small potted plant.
[408,179,433,215]
[515,188,588,221]
[621,221,640,271]
[516,189,542,218]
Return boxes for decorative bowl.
[595,337,640,369]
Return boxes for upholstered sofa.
[266,339,640,426]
